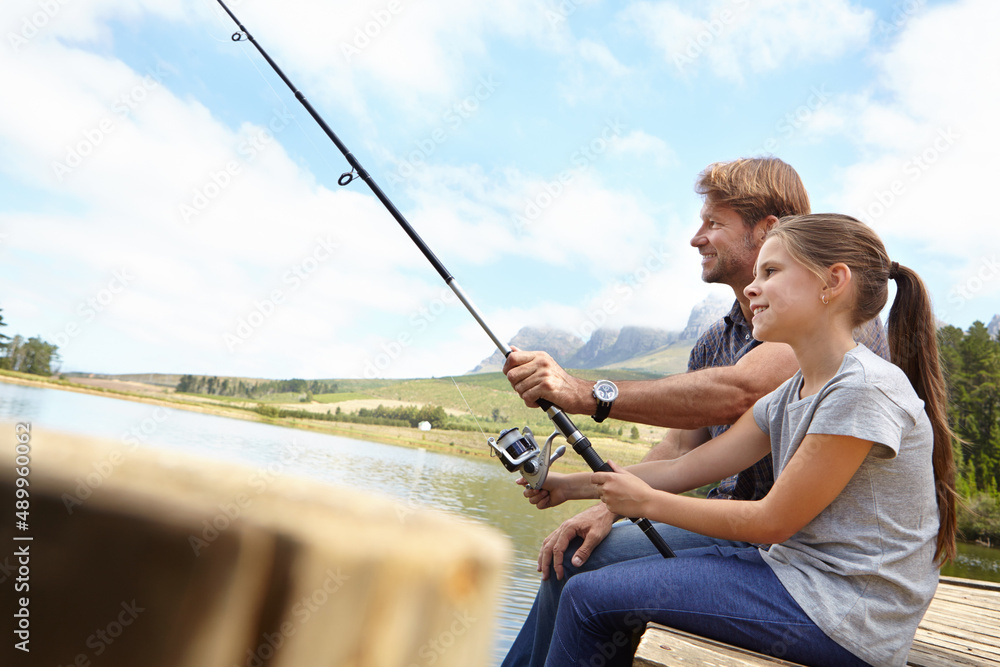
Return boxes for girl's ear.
[827,262,853,299]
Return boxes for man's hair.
[695,157,810,228]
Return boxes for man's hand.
[503,347,592,413]
[536,503,618,580]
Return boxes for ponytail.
[888,264,957,564]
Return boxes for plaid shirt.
[689,300,890,502]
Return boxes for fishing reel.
[487,427,566,490]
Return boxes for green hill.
[604,341,693,375]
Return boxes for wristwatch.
[592,380,618,423]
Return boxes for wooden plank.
[634,625,806,667]
[918,623,1000,653]
[923,602,1000,625]
[907,642,993,667]
[929,590,1000,612]
[635,575,1000,667]
[923,599,1000,624]
[940,576,1000,593]
[917,618,1000,644]
[930,588,998,603]
[910,631,1000,665]
[924,602,1000,624]
[920,611,1000,641]
[913,629,1000,660]
[908,577,1000,667]
[934,587,1000,604]
[927,591,1000,611]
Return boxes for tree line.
[356,404,448,428]
[0,309,60,376]
[255,403,449,429]
[938,321,1000,541]
[175,374,338,398]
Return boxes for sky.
[0,0,997,381]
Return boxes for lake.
[2,380,997,664]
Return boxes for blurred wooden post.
[1,426,511,667]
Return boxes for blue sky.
[1,0,997,380]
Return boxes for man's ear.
[757,215,780,242]
[827,262,853,298]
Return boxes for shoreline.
[0,371,607,470]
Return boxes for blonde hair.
[695,157,810,227]
[769,213,957,564]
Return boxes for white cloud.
[2,0,576,130]
[197,0,558,130]
[621,0,875,81]
[577,38,629,78]
[514,177,660,273]
[0,30,452,377]
[829,0,1000,322]
[392,148,666,278]
[608,130,676,168]
[2,0,185,49]
[554,37,632,105]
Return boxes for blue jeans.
[501,520,748,667]
[546,545,870,667]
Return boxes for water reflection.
[943,541,1000,583]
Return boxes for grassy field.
[309,391,375,403]
[604,342,693,375]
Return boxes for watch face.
[594,380,618,401]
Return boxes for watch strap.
[593,399,612,423]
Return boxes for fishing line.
[211,0,674,559]
[449,376,489,442]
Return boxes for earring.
[821,293,829,305]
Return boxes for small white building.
[417,421,432,431]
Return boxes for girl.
[534,214,956,667]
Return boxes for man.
[499,157,888,666]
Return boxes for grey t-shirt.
[753,345,939,667]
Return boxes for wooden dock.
[634,575,1000,666]
[2,425,511,667]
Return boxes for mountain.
[565,326,679,368]
[469,326,586,374]
[468,295,732,374]
[567,327,619,368]
[681,293,733,339]
[989,314,1000,340]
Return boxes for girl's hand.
[516,472,571,509]
[591,460,655,518]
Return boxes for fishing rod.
[213,0,674,559]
